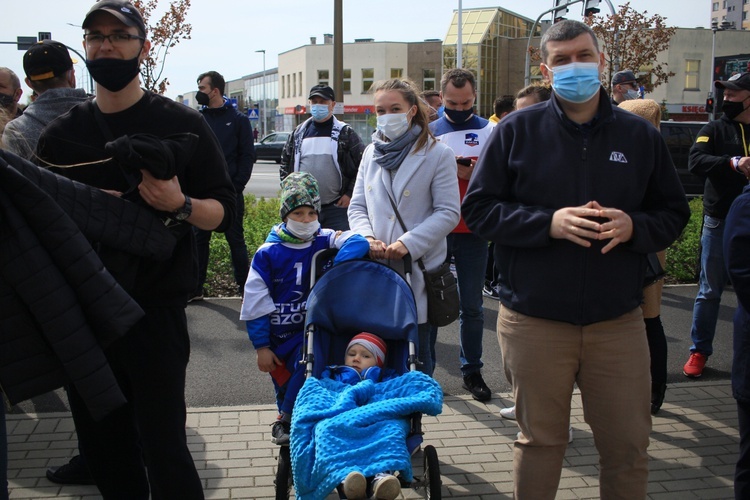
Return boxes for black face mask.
[195,91,210,106]
[0,93,15,110]
[86,56,142,92]
[444,107,474,123]
[722,98,750,121]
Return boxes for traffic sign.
[248,108,259,120]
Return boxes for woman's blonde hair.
[371,78,434,152]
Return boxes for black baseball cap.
[23,40,75,81]
[308,84,335,101]
[716,72,750,91]
[83,0,147,37]
[611,70,637,87]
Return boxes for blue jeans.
[690,215,730,356]
[431,233,487,376]
[320,203,350,231]
[195,192,250,291]
[418,323,435,376]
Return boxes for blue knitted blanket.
[290,371,443,500]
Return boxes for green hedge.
[204,195,704,296]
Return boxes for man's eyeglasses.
[83,33,144,46]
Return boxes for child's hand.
[257,347,282,372]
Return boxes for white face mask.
[624,89,639,100]
[376,113,410,140]
[285,219,320,241]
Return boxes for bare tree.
[133,0,192,94]
[585,2,676,92]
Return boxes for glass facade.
[443,8,538,117]
[245,71,279,135]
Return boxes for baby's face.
[345,344,378,373]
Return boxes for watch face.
[173,195,192,221]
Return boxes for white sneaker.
[343,471,367,500]
[372,473,401,500]
[499,406,516,420]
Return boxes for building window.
[343,69,351,94]
[318,70,329,86]
[423,69,436,91]
[713,1,719,9]
[362,68,374,93]
[685,59,701,91]
[390,68,403,78]
[293,73,297,97]
[745,11,748,19]
[280,75,285,99]
[299,72,303,95]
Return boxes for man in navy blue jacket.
[193,70,255,299]
[462,20,689,500]
[723,184,750,499]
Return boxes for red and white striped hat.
[347,332,387,367]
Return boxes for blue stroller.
[274,253,442,499]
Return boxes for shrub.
[664,197,702,283]
[205,195,280,297]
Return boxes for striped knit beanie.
[347,332,387,367]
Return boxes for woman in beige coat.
[348,78,460,375]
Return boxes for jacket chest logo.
[464,133,479,147]
[609,151,628,163]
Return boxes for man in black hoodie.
[463,20,689,500]
[192,70,255,300]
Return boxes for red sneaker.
[683,352,708,378]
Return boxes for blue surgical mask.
[310,104,330,121]
[548,62,601,104]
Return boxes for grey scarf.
[371,125,422,171]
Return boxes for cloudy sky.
[1,0,711,101]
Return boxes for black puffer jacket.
[0,150,176,419]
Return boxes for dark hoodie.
[200,97,255,192]
[462,89,690,326]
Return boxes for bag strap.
[386,192,427,274]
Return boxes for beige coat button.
[404,190,410,197]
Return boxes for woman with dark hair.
[348,78,460,375]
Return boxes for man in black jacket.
[462,20,689,499]
[684,72,750,378]
[280,84,364,230]
[192,70,255,300]
[35,1,236,498]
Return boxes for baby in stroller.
[290,260,443,500]
[321,332,402,499]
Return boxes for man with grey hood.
[2,40,88,160]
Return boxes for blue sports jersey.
[240,225,367,349]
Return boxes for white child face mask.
[285,219,320,241]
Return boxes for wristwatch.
[173,194,192,221]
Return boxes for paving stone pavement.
[5,380,737,499]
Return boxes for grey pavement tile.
[4,381,740,499]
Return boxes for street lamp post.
[255,49,266,137]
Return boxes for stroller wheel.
[275,445,292,500]
[423,445,441,499]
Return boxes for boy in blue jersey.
[240,172,368,444]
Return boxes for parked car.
[254,132,290,163]
[660,121,707,198]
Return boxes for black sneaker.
[482,282,500,300]
[187,291,204,303]
[271,420,290,445]
[46,455,95,485]
[462,372,491,402]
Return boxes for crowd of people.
[1,1,750,498]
